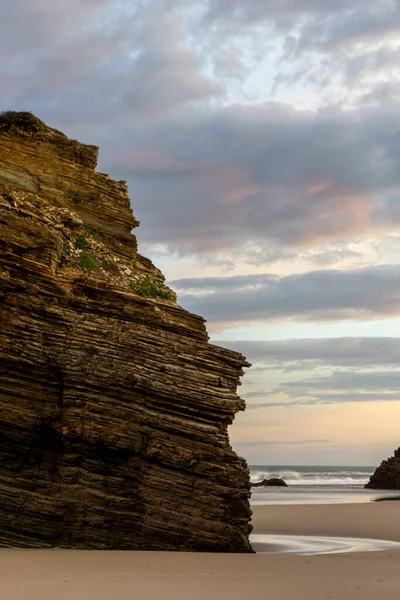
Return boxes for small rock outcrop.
[365,448,400,489]
[0,112,253,552]
[252,478,288,488]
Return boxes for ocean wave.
[249,468,372,486]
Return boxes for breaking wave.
[249,466,373,487]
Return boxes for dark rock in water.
[252,478,288,487]
[0,112,253,552]
[365,448,400,489]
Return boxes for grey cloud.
[171,265,400,323]
[1,0,222,124]
[3,1,400,260]
[202,257,236,272]
[204,0,360,25]
[243,245,363,269]
[282,371,400,393]
[204,1,400,50]
[234,337,400,408]
[362,81,400,107]
[294,5,400,54]
[243,247,297,268]
[120,6,223,116]
[248,392,400,408]
[345,46,400,85]
[171,273,278,291]
[212,50,248,80]
[204,1,400,109]
[218,337,400,370]
[308,392,400,403]
[253,370,400,408]
[308,248,363,267]
[109,102,400,256]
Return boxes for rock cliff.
[0,112,253,552]
[365,448,400,489]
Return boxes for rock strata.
[365,448,400,489]
[0,112,253,552]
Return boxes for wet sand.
[1,502,400,600]
[252,502,400,542]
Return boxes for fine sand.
[1,502,400,600]
[252,501,400,542]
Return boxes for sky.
[2,0,400,465]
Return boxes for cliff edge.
[365,448,400,489]
[0,112,253,552]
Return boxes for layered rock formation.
[365,448,400,489]
[0,112,253,552]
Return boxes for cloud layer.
[2,1,400,261]
[218,337,400,370]
[171,265,400,324]
[220,336,400,409]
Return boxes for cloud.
[224,336,400,409]
[268,376,400,407]
[104,101,400,257]
[204,1,400,114]
[240,242,372,270]
[3,0,400,263]
[242,368,400,408]
[344,46,400,86]
[171,265,400,324]
[218,337,400,370]
[281,371,400,394]
[172,273,278,292]
[204,1,400,51]
[247,393,400,408]
[1,0,222,124]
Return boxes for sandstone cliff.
[365,448,400,489]
[0,112,252,552]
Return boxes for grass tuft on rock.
[69,190,83,203]
[80,252,100,273]
[75,236,88,249]
[82,226,101,242]
[101,258,120,276]
[130,275,172,299]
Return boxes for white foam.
[251,534,400,555]
[249,468,371,487]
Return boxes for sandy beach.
[1,502,400,600]
[252,501,400,542]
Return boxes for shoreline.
[251,502,400,542]
[1,502,400,599]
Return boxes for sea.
[249,464,400,505]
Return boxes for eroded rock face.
[365,448,400,489]
[0,112,253,552]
